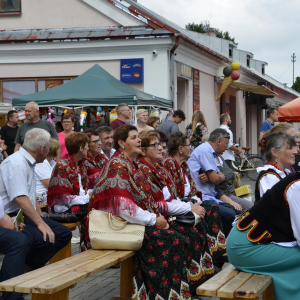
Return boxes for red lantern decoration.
[231,70,240,81]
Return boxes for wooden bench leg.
[32,287,69,300]
[120,255,135,297]
[262,282,274,300]
[49,241,71,264]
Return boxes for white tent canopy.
[0,103,12,115]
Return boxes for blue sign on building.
[120,58,144,83]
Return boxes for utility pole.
[291,53,296,84]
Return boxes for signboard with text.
[181,63,192,80]
[193,69,200,112]
[120,58,144,83]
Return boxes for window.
[0,0,21,13]
[229,45,233,58]
[262,65,265,75]
[247,55,250,67]
[1,77,76,104]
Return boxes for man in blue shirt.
[187,128,237,236]
[161,110,186,135]
[259,108,278,142]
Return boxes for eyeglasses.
[89,138,102,144]
[143,142,162,149]
[181,144,192,149]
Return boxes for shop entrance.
[177,77,189,131]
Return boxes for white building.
[0,0,298,152]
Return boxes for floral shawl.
[163,154,198,198]
[47,154,89,212]
[83,152,106,189]
[88,152,165,216]
[136,157,176,216]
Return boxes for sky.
[138,0,299,87]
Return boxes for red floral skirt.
[132,226,191,300]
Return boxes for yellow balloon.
[231,62,240,70]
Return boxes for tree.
[186,21,236,43]
[291,77,300,93]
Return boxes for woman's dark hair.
[263,132,296,161]
[167,131,188,155]
[55,121,63,132]
[147,117,159,127]
[61,114,75,122]
[154,129,168,144]
[65,132,89,155]
[83,130,99,141]
[113,125,138,150]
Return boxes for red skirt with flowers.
[132,226,191,300]
[169,204,226,294]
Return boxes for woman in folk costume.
[83,130,106,189]
[47,132,93,251]
[87,125,192,300]
[227,169,300,299]
[163,132,227,260]
[255,131,297,201]
[136,131,226,293]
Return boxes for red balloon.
[231,70,240,80]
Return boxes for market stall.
[13,64,172,108]
[278,96,300,122]
[12,64,172,129]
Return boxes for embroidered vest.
[255,169,282,202]
[238,172,300,244]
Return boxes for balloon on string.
[231,62,240,70]
[223,66,233,77]
[231,70,240,80]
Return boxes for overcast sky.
[138,0,299,87]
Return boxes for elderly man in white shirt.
[0,128,72,270]
[220,113,242,167]
[0,195,32,300]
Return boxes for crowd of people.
[0,102,300,300]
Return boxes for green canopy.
[13,64,173,108]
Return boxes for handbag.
[181,197,198,204]
[88,209,145,251]
[43,203,87,223]
[43,212,85,223]
[169,211,201,227]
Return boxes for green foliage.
[185,21,210,34]
[291,77,300,93]
[186,21,236,43]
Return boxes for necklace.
[267,161,287,176]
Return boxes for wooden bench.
[0,249,135,300]
[197,264,274,300]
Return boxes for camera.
[152,50,158,56]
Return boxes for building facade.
[0,0,299,152]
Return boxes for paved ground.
[2,176,257,300]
